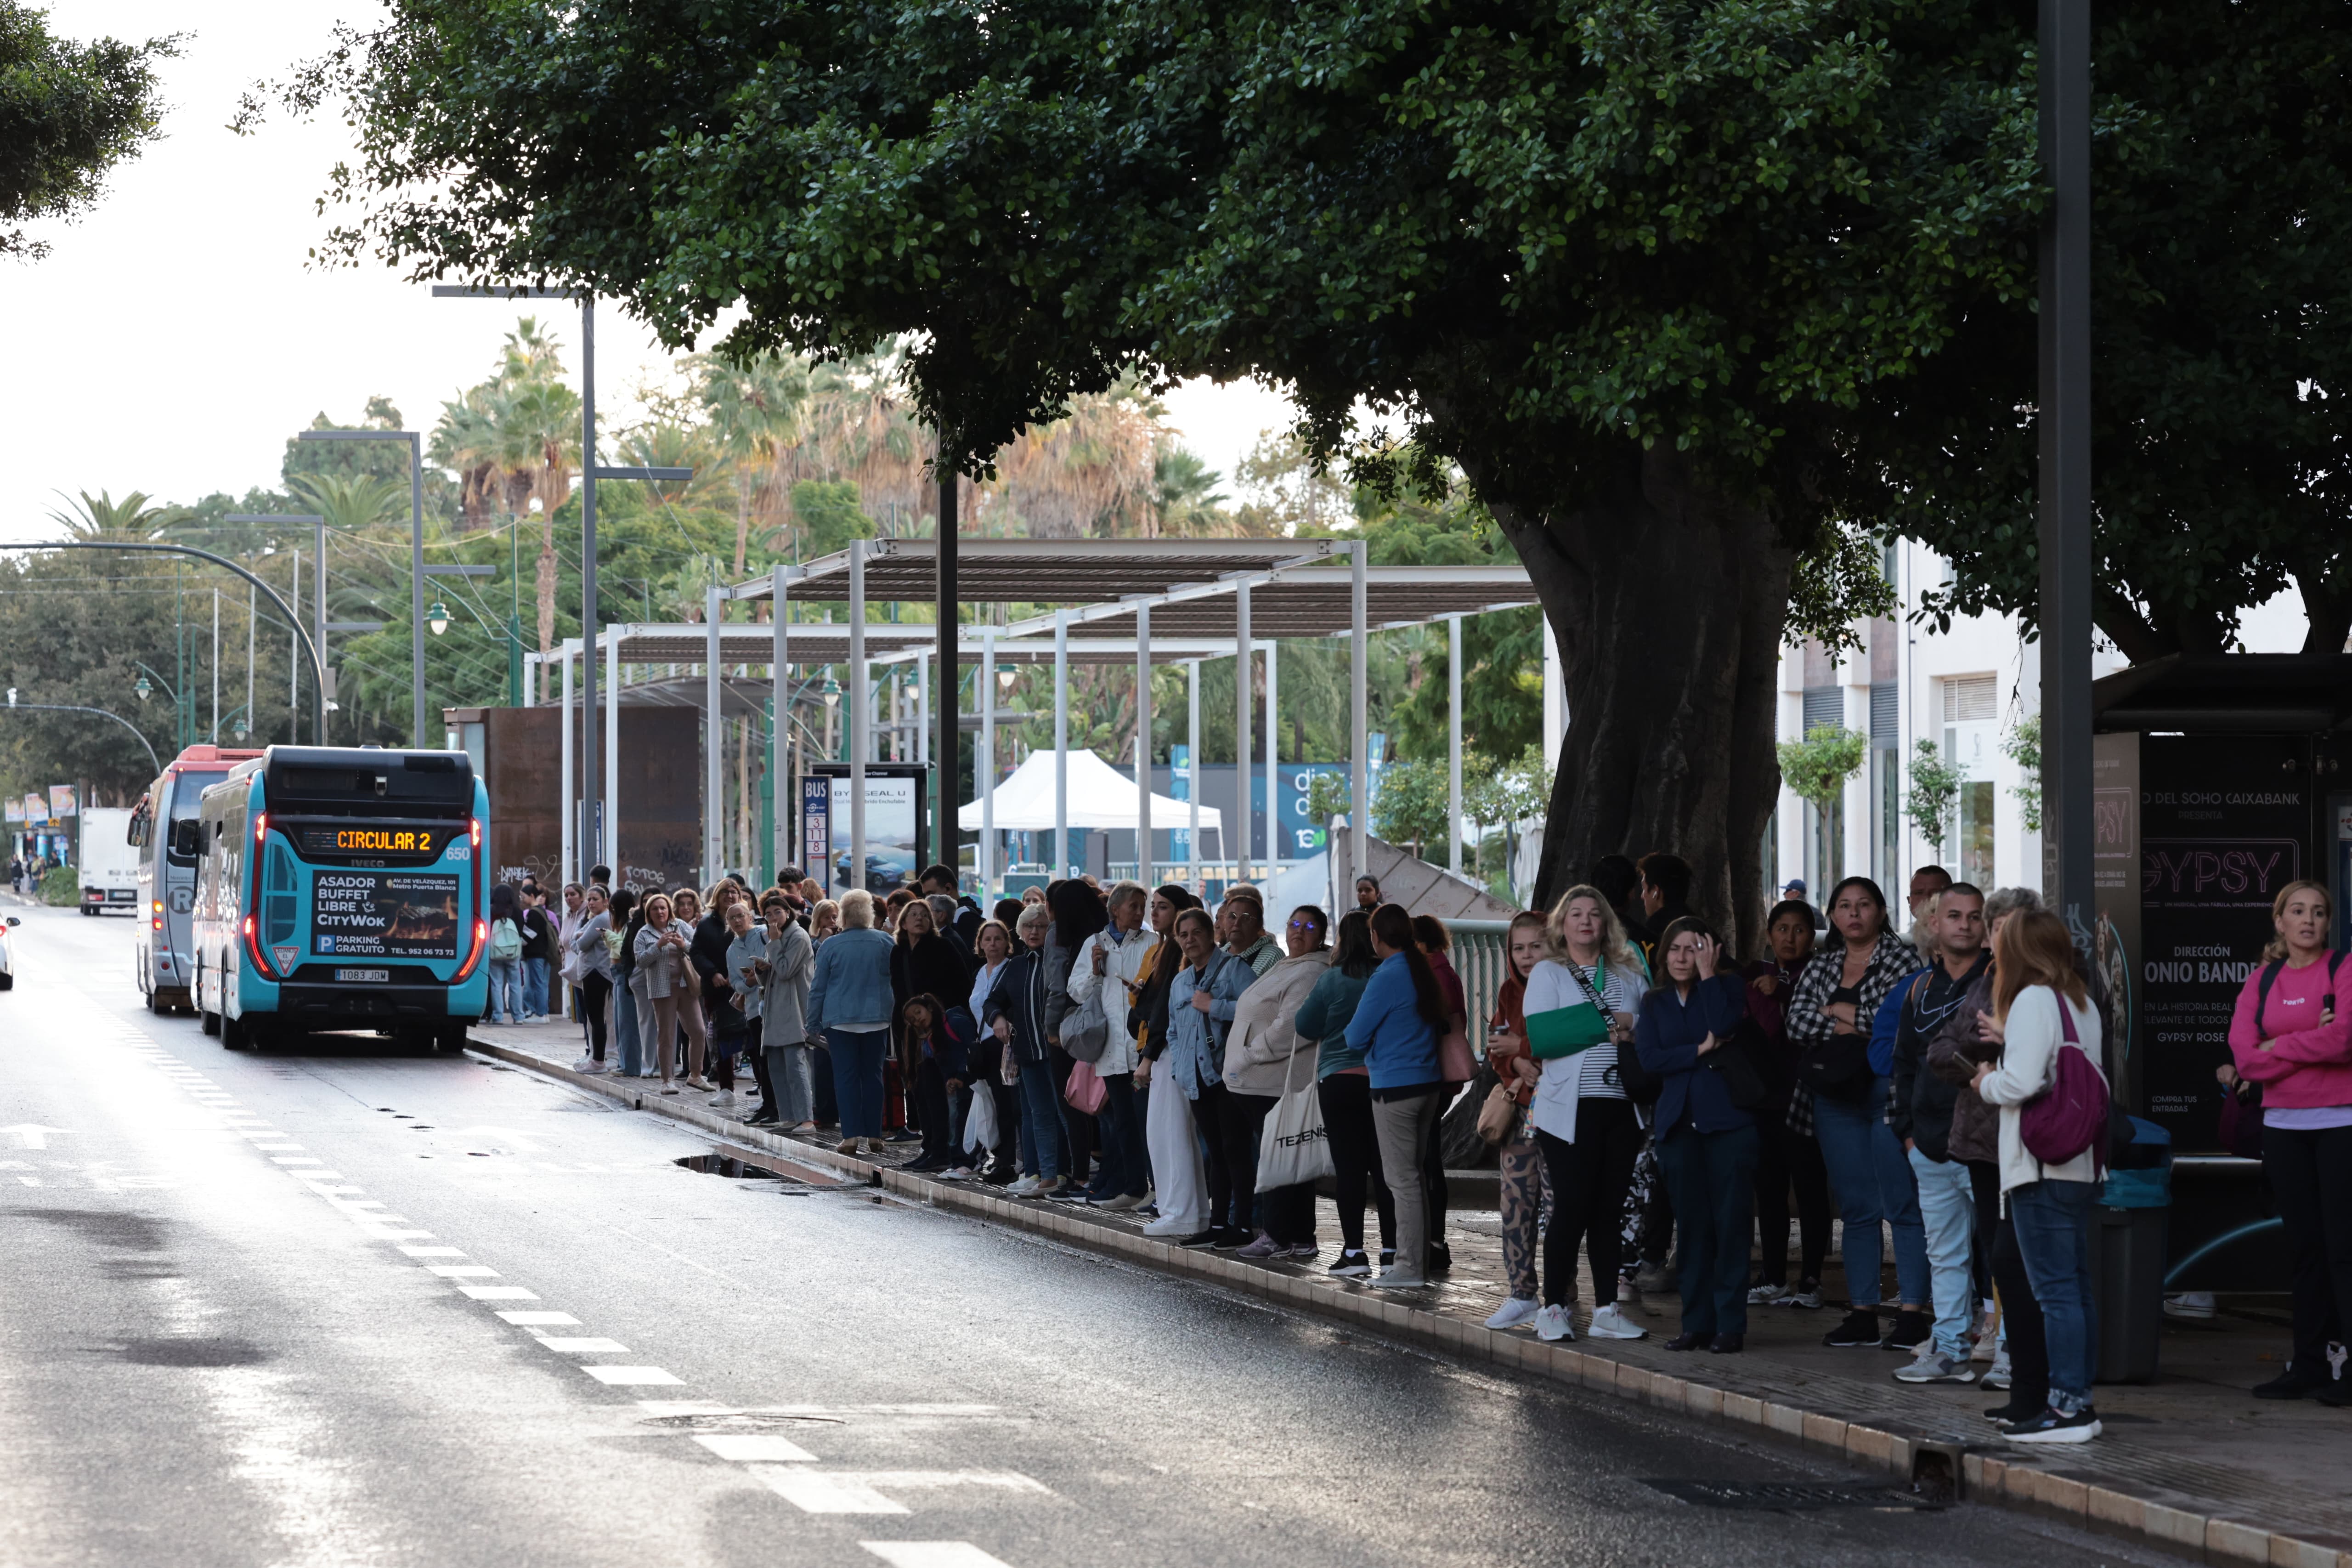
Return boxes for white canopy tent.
[960,747,1222,834]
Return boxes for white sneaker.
[1006,1175,1041,1196]
[1367,1268,1429,1289]
[1584,1304,1648,1341]
[1141,1215,1200,1237]
[1981,1347,2013,1390]
[1485,1296,1541,1330]
[1533,1303,1576,1342]
[571,1056,599,1072]
[1747,1282,1789,1306]
[710,1090,735,1107]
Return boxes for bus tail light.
[243,914,273,978]
[254,812,267,843]
[454,918,487,982]
[469,815,481,849]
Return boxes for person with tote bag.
[1222,906,1335,1259]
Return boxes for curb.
[468,1034,2340,1568]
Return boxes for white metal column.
[1187,659,1201,891]
[1350,542,1368,889]
[606,625,621,882]
[981,627,996,894]
[849,542,868,896]
[1447,614,1463,876]
[1053,609,1069,878]
[1543,615,1566,770]
[705,583,724,882]
[1136,603,1152,882]
[916,651,930,767]
[1263,637,1278,868]
[1234,582,1252,885]
[772,563,792,881]
[560,641,575,889]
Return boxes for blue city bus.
[190,746,489,1051]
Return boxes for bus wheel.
[220,1012,247,1051]
[434,1023,469,1053]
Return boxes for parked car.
[833,852,906,894]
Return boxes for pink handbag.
[1064,1059,1107,1115]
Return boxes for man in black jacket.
[920,863,985,957]
[517,883,558,1022]
[1888,882,1988,1385]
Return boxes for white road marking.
[16,1177,38,1187]
[458,1285,539,1301]
[399,1245,465,1257]
[766,1405,1003,1418]
[1,1124,71,1149]
[497,1311,581,1326]
[581,1366,683,1386]
[270,1156,323,1164]
[860,1545,1019,1568]
[533,1336,630,1353]
[752,1471,1051,1515]
[693,1433,817,1463]
[425,1265,501,1278]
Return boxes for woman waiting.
[1134,885,1206,1234]
[486,884,525,1026]
[1972,908,2109,1443]
[1165,906,1255,1243]
[1343,904,1450,1288]
[1518,888,1650,1342]
[2229,881,2351,1406]
[1477,910,1549,1322]
[1297,910,1395,1276]
[893,897,972,1144]
[1785,876,1929,1351]
[607,888,641,1077]
[569,884,616,1073]
[808,888,897,1155]
[1636,917,1757,1352]
[630,893,707,1093]
[968,918,1020,1183]
[1044,880,1109,1192]
[1221,905,1334,1259]
[697,896,752,1109]
[984,902,1066,1194]
[1746,898,1831,1308]
[1067,882,1159,1210]
[1412,913,1470,1273]
[808,897,842,1126]
[755,890,817,1130]
[900,993,972,1173]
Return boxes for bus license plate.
[335,968,390,984]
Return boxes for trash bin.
[2093,1116,2171,1385]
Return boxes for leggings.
[648,991,707,1084]
[580,973,611,1059]
[1537,1098,1642,1308]
[1497,1136,1546,1299]
[2264,1122,2352,1370]
[1317,1073,1396,1255]
[1189,1081,1241,1231]
[1752,1114,1832,1287]
[1222,1090,1276,1233]
[1421,1089,1453,1255]
[1976,1159,2048,1408]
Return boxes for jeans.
[2007,1177,2101,1410]
[1015,1055,1066,1179]
[1909,1147,1978,1358]
[1318,1073,1395,1255]
[1092,1071,1148,1199]
[1811,1075,1928,1308]
[1537,1098,1642,1309]
[486,959,522,1025]
[814,1045,838,1126]
[1370,1090,1442,1276]
[767,1042,815,1124]
[1753,1115,1832,1287]
[2262,1122,2352,1371]
[615,984,643,1075]
[521,956,549,1018]
[827,1028,889,1139]
[1657,1121,1760,1337]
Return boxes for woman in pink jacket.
[2228,880,2352,1405]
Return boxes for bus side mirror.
[170,820,203,858]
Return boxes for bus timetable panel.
[191,745,489,1051]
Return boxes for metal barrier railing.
[1448,918,1513,1049]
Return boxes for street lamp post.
[4,690,161,775]
[223,513,326,742]
[294,430,427,747]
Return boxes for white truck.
[79,806,139,917]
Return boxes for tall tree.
[0,3,175,259]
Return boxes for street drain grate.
[673,1154,819,1192]
[1644,1480,1946,1511]
[639,1411,844,1431]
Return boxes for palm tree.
[696,350,808,573]
[289,472,406,533]
[983,385,1161,538]
[47,489,188,541]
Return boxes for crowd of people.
[489,849,2352,1451]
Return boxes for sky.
[0,2,1298,540]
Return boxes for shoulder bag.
[1063,936,1112,1064]
[1257,1025,1335,1190]
[2019,996,2110,1172]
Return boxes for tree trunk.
[535,533,557,706]
[1481,447,1792,955]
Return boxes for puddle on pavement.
[673,1154,815,1192]
[100,1336,270,1368]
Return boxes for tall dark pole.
[581,295,599,881]
[2038,0,2094,941]
[936,469,959,875]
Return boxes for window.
[1941,674,1996,724]
[1802,686,1843,733]
[1959,780,1997,887]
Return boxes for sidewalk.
[471,1020,2350,1566]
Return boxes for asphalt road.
[0,901,2172,1568]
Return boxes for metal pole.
[1263,636,1278,868]
[1448,614,1464,876]
[1234,582,1252,885]
[1187,660,1201,891]
[917,651,930,767]
[1351,541,1368,889]
[606,623,621,883]
[2039,0,2093,938]
[409,432,425,747]
[1136,603,1152,883]
[581,296,600,875]
[937,470,959,883]
[773,563,792,881]
[1054,608,1069,878]
[849,541,868,896]
[560,642,575,888]
[981,627,996,894]
[315,520,326,738]
[706,583,724,882]
[290,548,300,742]
[210,589,219,741]
[245,582,254,743]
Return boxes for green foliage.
[0,3,177,259]
[1371,759,1451,857]
[2002,713,2042,834]
[791,481,876,560]
[41,864,78,906]
[1906,739,1966,857]
[1465,746,1549,830]
[1304,771,1351,825]
[1778,725,1869,820]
